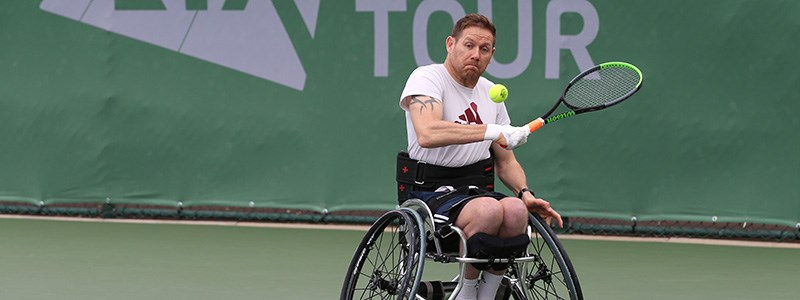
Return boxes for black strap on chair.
[396,152,495,203]
[467,233,530,271]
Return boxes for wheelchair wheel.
[341,210,423,300]
[507,214,582,300]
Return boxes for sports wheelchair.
[340,197,583,299]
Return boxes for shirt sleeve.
[399,66,442,111]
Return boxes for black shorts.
[409,187,506,225]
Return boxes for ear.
[445,36,455,53]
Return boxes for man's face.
[446,26,495,85]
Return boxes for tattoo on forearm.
[408,95,441,113]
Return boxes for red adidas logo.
[456,102,483,125]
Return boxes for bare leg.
[455,197,502,280]
[455,197,504,238]
[497,197,529,238]
[486,197,528,276]
[454,196,529,300]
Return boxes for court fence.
[2,201,798,243]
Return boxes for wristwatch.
[517,187,535,198]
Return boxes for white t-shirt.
[399,64,511,167]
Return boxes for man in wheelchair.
[396,14,563,300]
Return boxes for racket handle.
[526,118,545,133]
[497,118,545,149]
[498,118,544,149]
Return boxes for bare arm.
[491,142,528,193]
[404,95,492,148]
[491,142,563,227]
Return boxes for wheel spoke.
[342,211,421,300]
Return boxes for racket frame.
[526,61,643,133]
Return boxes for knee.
[458,197,504,230]
[500,198,528,225]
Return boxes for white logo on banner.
[40,0,598,90]
[40,0,318,91]
[356,0,599,80]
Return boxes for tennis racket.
[525,61,643,133]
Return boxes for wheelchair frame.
[341,199,583,300]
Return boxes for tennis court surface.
[1,217,798,300]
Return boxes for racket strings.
[564,67,640,109]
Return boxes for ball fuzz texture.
[489,84,508,103]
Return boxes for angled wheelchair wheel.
[507,214,582,300]
[341,210,424,300]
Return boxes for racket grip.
[498,118,545,149]
[526,118,545,133]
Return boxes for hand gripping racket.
[525,61,643,133]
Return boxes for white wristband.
[484,124,501,141]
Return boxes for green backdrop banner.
[1,1,798,226]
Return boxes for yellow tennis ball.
[489,84,508,103]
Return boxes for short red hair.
[451,14,496,46]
